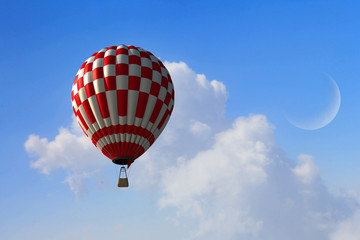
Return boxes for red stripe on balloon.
[82,99,96,124]
[150,99,163,123]
[96,92,110,118]
[101,142,145,160]
[157,109,170,130]
[117,90,128,116]
[91,124,156,146]
[136,92,149,118]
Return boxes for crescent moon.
[287,75,341,130]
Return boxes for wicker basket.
[117,166,129,187]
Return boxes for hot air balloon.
[71,45,174,187]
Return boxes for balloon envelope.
[71,45,174,166]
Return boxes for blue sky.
[1,0,360,239]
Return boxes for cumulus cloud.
[25,118,105,174]
[157,114,360,240]
[293,154,320,184]
[25,118,106,197]
[63,170,98,199]
[163,61,229,134]
[158,115,274,238]
[330,210,360,240]
[25,61,360,239]
[190,121,211,136]
[130,62,231,190]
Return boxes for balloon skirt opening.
[112,157,134,166]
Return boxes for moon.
[286,75,341,130]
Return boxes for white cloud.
[195,73,226,96]
[160,115,273,211]
[330,210,360,240]
[25,117,106,197]
[25,61,360,239]
[158,115,274,238]
[163,61,229,134]
[196,74,208,88]
[25,118,106,174]
[211,79,227,96]
[63,170,97,199]
[190,120,211,136]
[156,114,360,240]
[293,154,320,184]
[131,61,231,190]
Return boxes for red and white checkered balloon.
[71,45,174,167]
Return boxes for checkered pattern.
[72,45,174,165]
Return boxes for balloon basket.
[117,166,129,188]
